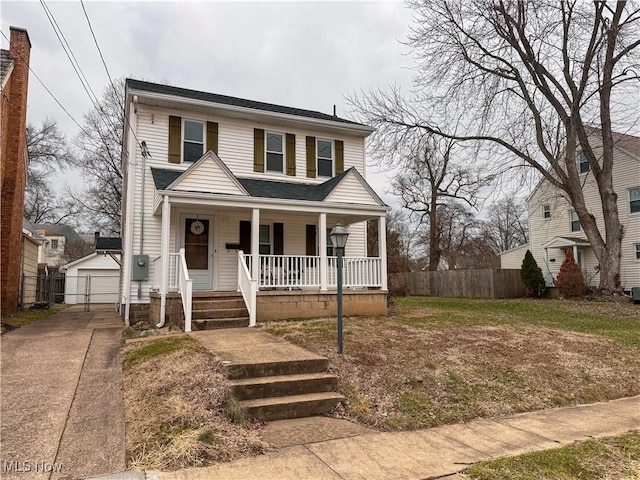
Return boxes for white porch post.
[159,196,170,327]
[544,248,550,284]
[572,245,579,268]
[319,213,327,290]
[251,208,260,281]
[379,215,387,291]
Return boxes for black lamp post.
[329,223,349,354]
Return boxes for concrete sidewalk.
[1,305,126,480]
[155,395,640,480]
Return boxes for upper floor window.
[635,243,640,261]
[542,204,551,219]
[629,187,640,213]
[183,120,204,162]
[570,210,581,232]
[317,139,334,177]
[578,152,590,173]
[266,132,284,173]
[50,239,59,250]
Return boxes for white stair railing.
[176,248,193,332]
[237,251,257,327]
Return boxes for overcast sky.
[2,0,415,205]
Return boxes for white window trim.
[542,204,551,219]
[265,131,285,174]
[569,210,581,232]
[629,186,640,215]
[317,138,334,178]
[578,152,590,174]
[635,243,640,261]
[182,118,205,163]
[259,224,271,255]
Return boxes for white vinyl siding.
[325,174,380,205]
[172,157,247,195]
[527,137,640,290]
[499,244,529,269]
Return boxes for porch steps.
[227,355,343,421]
[191,293,249,330]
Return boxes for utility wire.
[1,29,96,141]
[40,0,123,142]
[79,0,145,153]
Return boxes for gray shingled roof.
[23,218,44,240]
[150,167,351,202]
[1,50,13,84]
[33,223,83,242]
[96,237,122,251]
[126,78,366,127]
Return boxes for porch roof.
[151,166,386,205]
[541,236,591,249]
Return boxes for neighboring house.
[1,27,31,314]
[20,218,44,308]
[34,223,86,267]
[501,130,640,292]
[121,79,390,329]
[62,237,121,305]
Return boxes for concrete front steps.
[191,292,249,330]
[192,328,344,421]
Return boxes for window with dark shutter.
[168,116,182,164]
[305,224,317,255]
[306,136,316,178]
[274,223,284,255]
[254,129,265,172]
[335,140,344,174]
[286,133,296,176]
[206,121,218,154]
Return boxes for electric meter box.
[132,254,149,281]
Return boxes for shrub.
[556,248,586,298]
[520,250,546,297]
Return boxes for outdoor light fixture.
[329,223,349,354]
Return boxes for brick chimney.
[1,27,31,314]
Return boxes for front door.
[182,216,214,291]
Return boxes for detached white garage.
[63,253,121,305]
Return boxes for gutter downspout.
[138,140,151,298]
[157,195,170,328]
[123,94,138,327]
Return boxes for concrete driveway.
[1,305,126,480]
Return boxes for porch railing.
[237,251,257,327]
[327,256,383,288]
[175,249,193,332]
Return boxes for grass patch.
[265,297,640,431]
[122,336,199,369]
[123,336,265,470]
[464,431,640,479]
[1,305,67,333]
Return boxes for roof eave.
[126,87,375,137]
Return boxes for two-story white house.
[500,130,640,293]
[121,79,390,330]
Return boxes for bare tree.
[391,135,490,270]
[72,78,125,235]
[24,119,79,224]
[482,197,529,253]
[350,1,640,293]
[367,210,416,272]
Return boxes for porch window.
[542,204,551,219]
[259,225,270,255]
[266,132,284,173]
[629,187,640,213]
[183,120,204,162]
[317,139,333,177]
[578,152,590,173]
[635,243,640,261]
[570,211,580,232]
[326,228,335,256]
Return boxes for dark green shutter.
[254,129,265,172]
[239,221,251,254]
[206,121,218,154]
[306,136,316,178]
[168,116,182,164]
[335,140,344,174]
[305,225,317,255]
[286,133,296,176]
[274,223,284,255]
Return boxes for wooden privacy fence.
[389,269,526,299]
